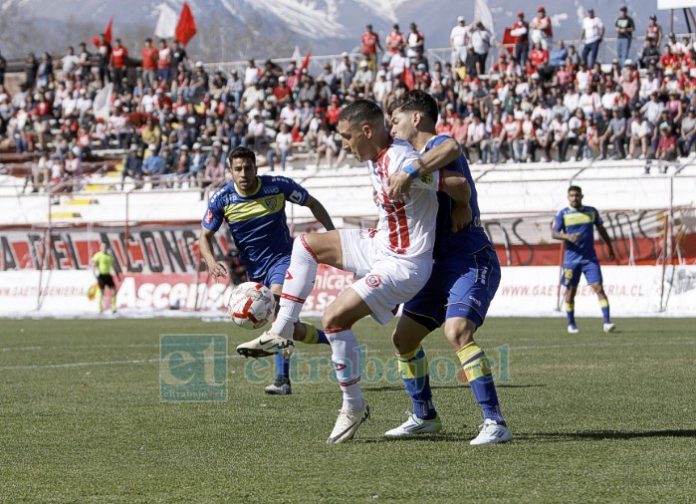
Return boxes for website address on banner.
[500,284,646,297]
[0,287,86,297]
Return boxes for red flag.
[401,67,415,91]
[176,2,197,46]
[300,52,311,74]
[91,16,113,47]
[502,27,515,55]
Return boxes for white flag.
[93,83,113,120]
[155,3,178,40]
[291,46,302,65]
[474,0,495,37]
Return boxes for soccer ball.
[227,282,276,330]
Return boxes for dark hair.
[568,185,582,194]
[338,99,384,125]
[228,146,256,166]
[391,90,439,124]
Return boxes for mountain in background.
[0,0,689,61]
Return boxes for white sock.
[271,235,318,339]
[327,328,363,411]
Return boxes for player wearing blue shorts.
[552,185,616,334]
[386,91,511,445]
[199,146,335,395]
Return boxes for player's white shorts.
[339,228,433,324]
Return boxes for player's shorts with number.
[561,259,602,288]
[339,228,432,324]
[403,246,501,330]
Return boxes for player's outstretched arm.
[441,170,472,232]
[596,223,616,261]
[198,226,228,277]
[388,137,461,199]
[304,195,336,231]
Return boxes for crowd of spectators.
[1,6,695,196]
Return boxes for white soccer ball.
[227,282,276,330]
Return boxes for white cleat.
[326,402,370,444]
[236,331,294,358]
[470,419,512,446]
[603,323,616,333]
[384,411,442,438]
[264,378,292,395]
[567,325,580,334]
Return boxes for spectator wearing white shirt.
[580,9,605,68]
[470,22,493,76]
[629,110,651,159]
[267,123,293,171]
[244,59,260,87]
[465,114,486,163]
[550,113,569,162]
[388,47,409,78]
[61,46,79,78]
[450,16,470,67]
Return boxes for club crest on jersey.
[264,197,278,211]
[366,274,382,288]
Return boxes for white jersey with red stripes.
[367,138,439,259]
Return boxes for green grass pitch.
[1,317,694,503]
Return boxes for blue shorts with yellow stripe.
[250,255,291,288]
[403,247,501,332]
[561,258,602,288]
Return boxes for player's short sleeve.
[552,210,565,232]
[275,176,310,206]
[201,190,225,232]
[592,207,603,227]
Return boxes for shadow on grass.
[516,429,696,442]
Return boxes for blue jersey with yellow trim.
[202,175,309,279]
[424,135,492,260]
[552,206,602,262]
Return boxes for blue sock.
[458,343,505,425]
[599,299,611,323]
[275,353,290,381]
[564,302,577,327]
[398,346,437,420]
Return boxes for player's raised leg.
[236,231,342,357]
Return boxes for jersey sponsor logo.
[468,296,482,307]
[288,190,304,204]
[366,274,382,288]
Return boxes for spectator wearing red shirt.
[386,24,405,55]
[273,76,292,104]
[109,38,129,92]
[655,123,677,170]
[141,38,158,89]
[325,96,341,129]
[158,39,172,84]
[361,24,383,73]
[529,41,549,77]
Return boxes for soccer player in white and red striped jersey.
[237,99,467,444]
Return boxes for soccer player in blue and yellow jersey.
[385,91,512,445]
[552,185,616,334]
[198,146,335,395]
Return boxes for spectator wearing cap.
[529,7,553,50]
[646,14,663,47]
[580,9,605,69]
[510,12,530,70]
[450,16,471,68]
[352,60,374,96]
[406,22,425,58]
[640,36,661,69]
[655,123,677,168]
[615,6,635,66]
[386,24,405,56]
[361,24,383,73]
[273,76,292,105]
